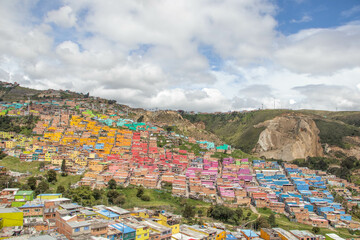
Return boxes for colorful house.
[12,191,34,207]
[36,193,63,200]
[109,223,136,240]
[0,208,23,227]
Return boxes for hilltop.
[182,109,360,161]
[1,80,359,162]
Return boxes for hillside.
[183,110,360,161]
[1,80,360,161]
[0,81,85,101]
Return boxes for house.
[260,229,282,240]
[12,190,34,207]
[109,222,136,240]
[97,209,120,220]
[64,221,92,240]
[36,193,62,200]
[19,203,44,217]
[273,228,298,240]
[240,230,259,240]
[289,230,316,240]
[142,219,172,240]
[0,208,23,227]
[90,219,108,238]
[124,221,150,240]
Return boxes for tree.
[61,159,66,173]
[27,177,37,190]
[141,195,150,201]
[56,185,66,194]
[268,213,277,227]
[183,204,195,219]
[107,190,120,204]
[254,216,270,230]
[0,150,7,159]
[136,187,144,198]
[312,227,320,234]
[108,179,117,189]
[47,170,57,183]
[93,188,103,200]
[114,195,126,205]
[36,181,49,195]
[235,208,243,220]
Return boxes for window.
[138,235,141,238]
[35,209,40,212]
[23,210,29,213]
[75,228,80,232]
[84,226,89,230]
[144,233,148,236]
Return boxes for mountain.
[0,81,85,101]
[183,110,360,161]
[1,80,359,161]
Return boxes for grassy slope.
[183,110,360,154]
[119,188,211,214]
[257,208,357,239]
[183,110,291,153]
[2,86,41,101]
[0,156,41,174]
[0,156,81,191]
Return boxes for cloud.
[46,6,77,28]
[293,84,360,110]
[0,0,360,112]
[341,5,360,18]
[290,15,312,23]
[275,22,360,74]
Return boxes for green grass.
[314,119,360,148]
[49,174,82,191]
[119,188,211,214]
[0,156,41,174]
[257,208,358,239]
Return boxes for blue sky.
[0,0,360,112]
[275,0,360,34]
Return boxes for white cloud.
[341,5,360,18]
[0,0,360,112]
[275,22,360,74]
[293,84,360,110]
[290,15,312,23]
[46,6,77,28]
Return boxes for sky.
[0,0,360,112]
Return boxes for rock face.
[254,114,324,161]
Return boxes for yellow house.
[51,158,63,165]
[36,193,62,200]
[157,213,180,234]
[0,208,23,227]
[126,222,150,240]
[131,209,150,219]
[45,152,54,162]
[189,226,225,240]
[5,141,15,149]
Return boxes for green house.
[15,191,34,201]
[12,191,34,207]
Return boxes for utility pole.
[273,98,276,109]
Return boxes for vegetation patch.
[314,119,360,148]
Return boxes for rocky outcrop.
[253,114,323,161]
